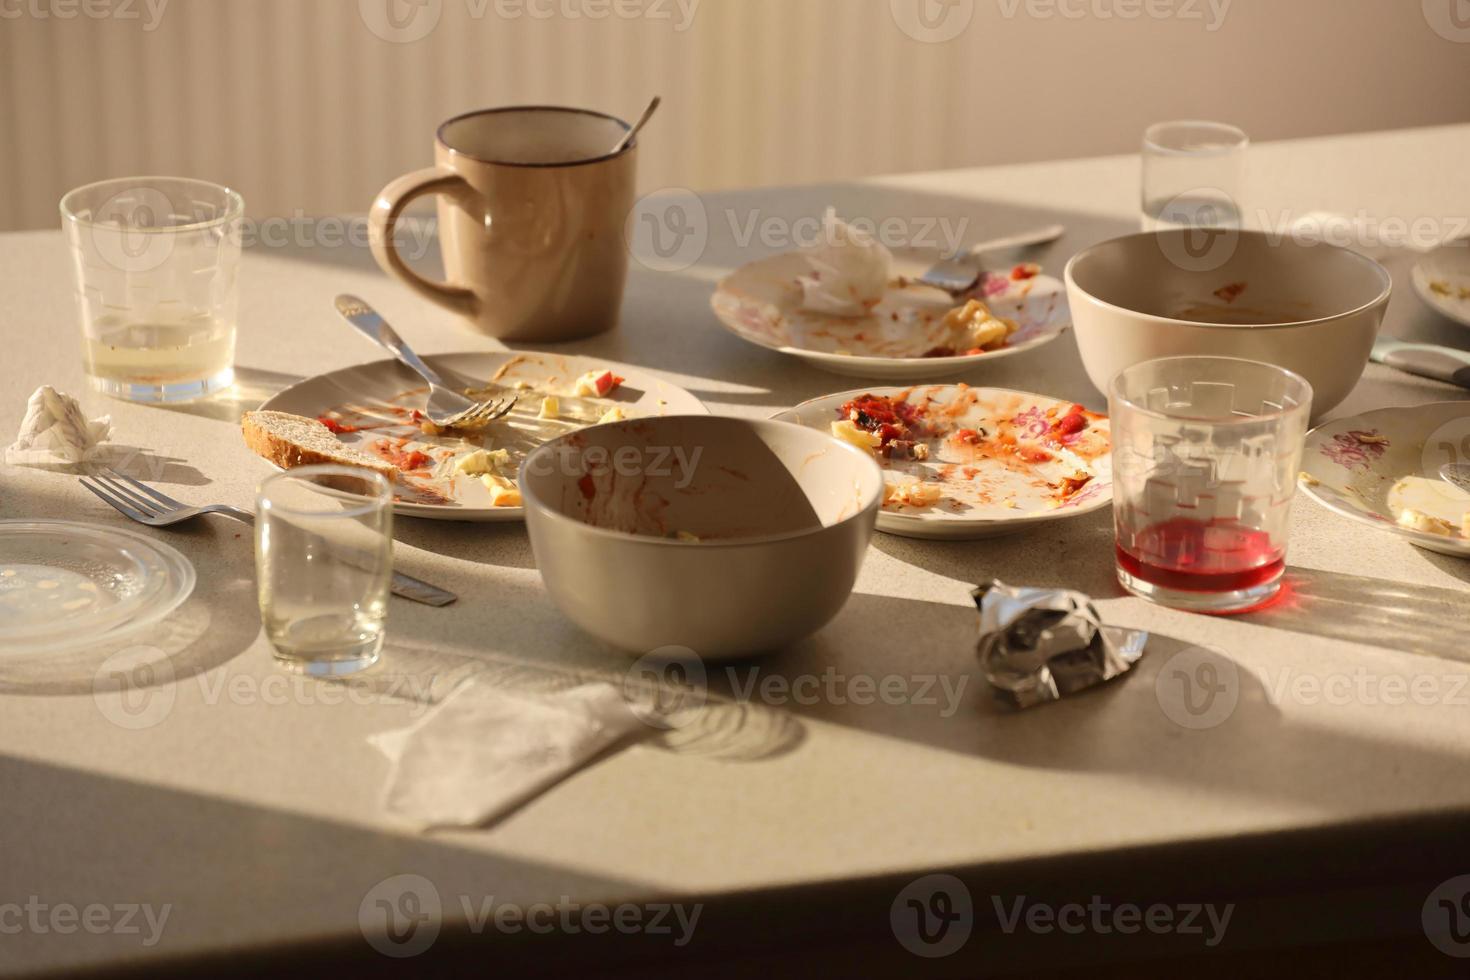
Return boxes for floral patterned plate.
[712,252,1069,382]
[772,385,1111,540]
[1299,401,1470,557]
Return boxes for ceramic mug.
[370,106,637,342]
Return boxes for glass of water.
[60,176,243,403]
[1110,356,1313,614]
[1141,121,1248,233]
[256,466,393,676]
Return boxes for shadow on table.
[1234,564,1470,663]
[352,632,805,766]
[150,366,305,425]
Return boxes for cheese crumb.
[831,420,880,452]
[481,474,522,507]
[539,396,560,420]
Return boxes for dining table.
[3,123,1470,978]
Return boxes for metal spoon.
[612,96,661,154]
[1441,462,1470,494]
[918,224,1068,294]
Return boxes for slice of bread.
[241,411,399,481]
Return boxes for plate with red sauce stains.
[257,352,708,522]
[711,252,1069,381]
[772,385,1112,539]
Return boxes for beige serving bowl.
[1065,230,1391,419]
[519,416,884,659]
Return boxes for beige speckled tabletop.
[3,125,1470,976]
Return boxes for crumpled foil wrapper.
[974,580,1148,709]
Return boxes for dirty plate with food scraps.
[258,352,709,522]
[772,385,1112,540]
[1299,401,1470,558]
[711,253,1069,382]
[1412,236,1470,329]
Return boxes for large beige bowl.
[1065,231,1391,419]
[519,416,884,659]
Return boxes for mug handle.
[369,167,479,318]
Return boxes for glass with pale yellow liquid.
[61,177,242,403]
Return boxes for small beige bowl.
[1066,230,1391,419]
[519,416,884,659]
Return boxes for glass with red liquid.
[1110,356,1313,613]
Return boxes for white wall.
[2,0,1467,230]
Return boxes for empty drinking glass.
[60,176,243,403]
[1141,121,1248,233]
[256,467,393,675]
[1110,356,1313,613]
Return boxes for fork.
[80,467,458,607]
[334,294,516,430]
[917,224,1066,294]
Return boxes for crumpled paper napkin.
[6,385,111,469]
[369,679,649,830]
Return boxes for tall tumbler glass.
[60,176,243,403]
[1110,357,1313,613]
[256,466,393,676]
[1141,121,1247,233]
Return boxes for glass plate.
[0,521,197,654]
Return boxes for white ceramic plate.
[772,385,1112,540]
[0,520,196,655]
[1413,237,1470,328]
[712,252,1069,381]
[258,352,708,522]
[1299,401,1470,558]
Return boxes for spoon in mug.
[612,96,661,154]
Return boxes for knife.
[1371,338,1470,390]
[390,570,458,607]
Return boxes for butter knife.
[1371,338,1470,390]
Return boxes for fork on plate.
[335,294,516,430]
[80,467,458,607]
